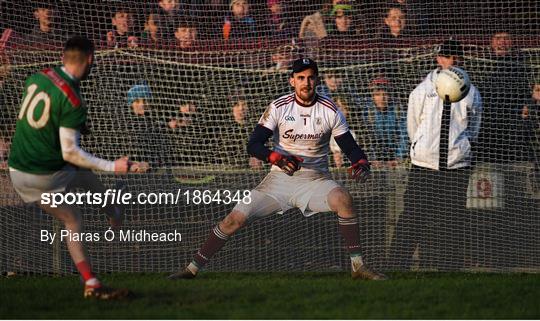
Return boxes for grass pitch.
[1,272,539,319]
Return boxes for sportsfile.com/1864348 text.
[40,189,252,208]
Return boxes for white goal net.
[0,0,539,274]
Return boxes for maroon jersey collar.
[294,94,318,107]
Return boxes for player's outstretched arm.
[334,131,371,183]
[59,127,147,174]
[247,124,303,176]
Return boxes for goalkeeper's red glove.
[268,151,303,176]
[348,158,371,183]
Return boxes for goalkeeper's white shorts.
[233,170,342,221]
[9,165,77,203]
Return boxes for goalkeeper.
[8,36,147,299]
[170,58,386,280]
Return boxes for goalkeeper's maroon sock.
[338,216,363,258]
[189,225,230,273]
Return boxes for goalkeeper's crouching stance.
[169,58,387,280]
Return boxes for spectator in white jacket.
[391,38,482,270]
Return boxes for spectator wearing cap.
[25,2,66,49]
[390,38,483,270]
[128,82,152,116]
[223,0,257,41]
[360,77,408,169]
[124,82,167,168]
[326,4,364,41]
[298,1,357,43]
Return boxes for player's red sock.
[76,260,97,283]
[192,225,230,269]
[338,216,363,257]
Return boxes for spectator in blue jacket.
[361,77,408,169]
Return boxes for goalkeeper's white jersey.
[259,93,349,173]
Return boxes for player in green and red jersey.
[8,36,146,299]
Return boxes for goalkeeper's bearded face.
[290,68,318,103]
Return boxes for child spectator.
[106,8,138,48]
[263,0,293,40]
[157,0,182,42]
[360,77,408,169]
[174,19,198,50]
[217,95,263,169]
[223,0,257,41]
[140,13,162,47]
[126,82,167,168]
[127,82,153,116]
[377,6,412,45]
[326,4,362,40]
[26,3,66,48]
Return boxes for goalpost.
[0,0,538,274]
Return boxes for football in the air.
[434,67,471,102]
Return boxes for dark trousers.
[391,165,471,270]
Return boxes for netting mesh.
[0,0,539,274]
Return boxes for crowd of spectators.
[3,0,538,167]
[0,0,538,271]
[0,0,537,171]
[1,0,539,51]
[0,1,537,166]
